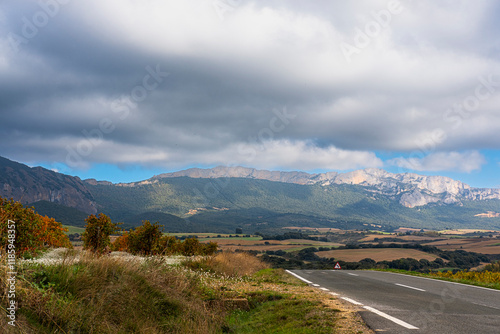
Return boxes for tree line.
[0,198,217,258]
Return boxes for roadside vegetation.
[1,200,372,333]
[0,249,372,333]
[378,261,500,290]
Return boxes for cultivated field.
[358,234,443,242]
[425,238,500,254]
[202,237,343,252]
[316,248,440,262]
[438,229,499,235]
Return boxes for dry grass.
[185,251,269,278]
[1,250,226,333]
[1,249,375,334]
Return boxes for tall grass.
[184,251,269,278]
[1,250,226,333]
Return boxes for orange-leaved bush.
[0,197,72,257]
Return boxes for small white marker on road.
[395,283,426,292]
[329,292,339,296]
[347,273,359,276]
[319,287,329,291]
[312,284,320,287]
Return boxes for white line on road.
[395,283,426,292]
[363,306,419,330]
[382,271,500,292]
[347,273,359,276]
[329,292,339,296]
[472,302,500,311]
[319,287,329,291]
[341,297,363,306]
[285,270,312,284]
[285,271,419,330]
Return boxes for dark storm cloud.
[0,0,499,172]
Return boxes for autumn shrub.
[111,223,219,256]
[82,213,120,254]
[127,220,163,255]
[0,197,71,257]
[157,235,181,255]
[111,231,129,252]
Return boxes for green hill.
[30,200,89,227]
[86,177,500,233]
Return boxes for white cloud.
[388,151,486,173]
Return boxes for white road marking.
[381,271,500,292]
[329,292,339,296]
[319,287,329,291]
[285,270,312,284]
[363,306,419,330]
[347,273,359,276]
[395,283,426,292]
[472,302,500,311]
[341,297,363,306]
[285,270,419,330]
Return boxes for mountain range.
[1,156,499,232]
[149,166,500,208]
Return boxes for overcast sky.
[1,0,500,187]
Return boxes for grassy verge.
[227,297,339,334]
[185,253,372,333]
[1,250,373,333]
[1,251,226,333]
[376,268,500,290]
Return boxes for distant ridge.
[126,166,500,208]
[0,156,97,214]
[1,156,499,232]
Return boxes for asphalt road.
[288,270,500,334]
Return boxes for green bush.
[82,213,120,254]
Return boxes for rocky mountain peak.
[150,165,500,208]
